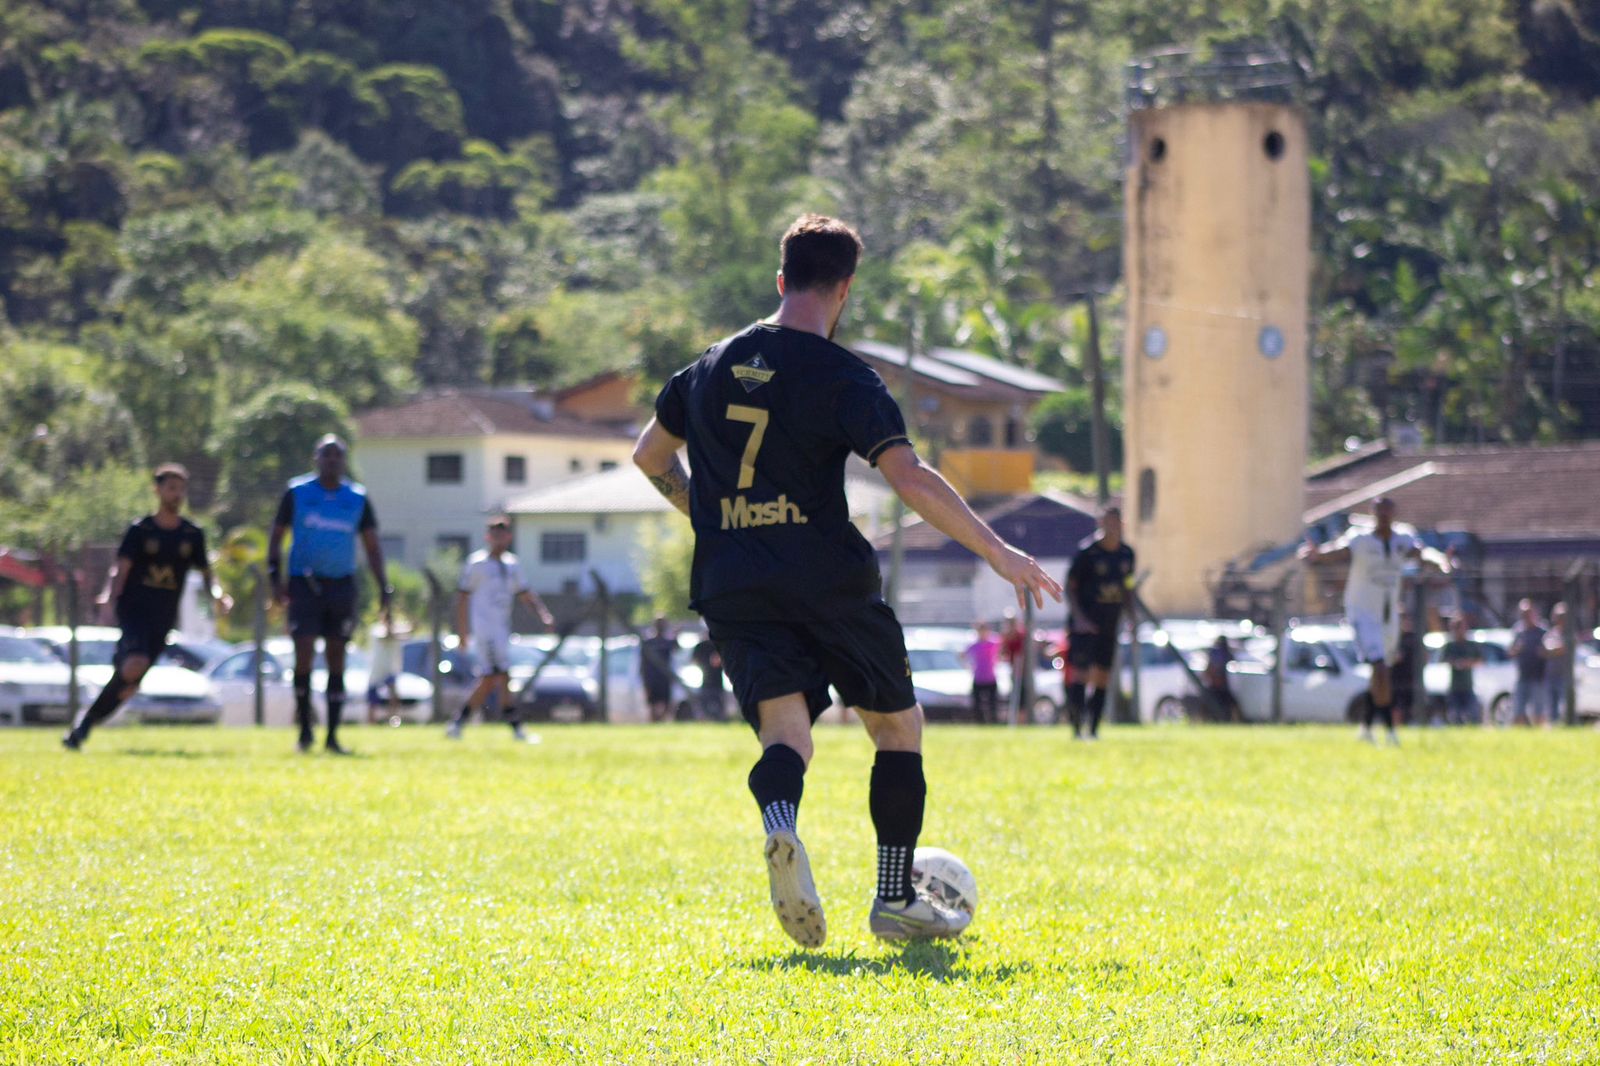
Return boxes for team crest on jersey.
[732,354,775,393]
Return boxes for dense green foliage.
[2,0,1599,552]
[2,724,1598,1061]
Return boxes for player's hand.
[988,545,1063,612]
[1298,534,1319,561]
[215,593,234,617]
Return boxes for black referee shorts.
[707,600,918,732]
[287,576,358,641]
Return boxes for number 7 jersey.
[654,322,912,622]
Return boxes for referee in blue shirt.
[267,435,392,754]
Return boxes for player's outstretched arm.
[877,445,1062,611]
[1299,533,1351,564]
[633,417,691,518]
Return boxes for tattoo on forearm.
[646,460,692,516]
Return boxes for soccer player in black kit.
[63,464,228,750]
[1066,506,1135,740]
[633,215,1061,946]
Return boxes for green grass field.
[3,724,1598,1064]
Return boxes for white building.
[506,461,899,598]
[352,384,641,570]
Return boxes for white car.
[206,639,434,726]
[1229,623,1373,723]
[26,626,222,725]
[0,629,76,726]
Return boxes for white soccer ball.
[911,847,977,917]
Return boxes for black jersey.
[1068,538,1135,622]
[655,323,911,621]
[116,516,209,618]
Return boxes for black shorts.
[643,677,673,704]
[114,604,175,666]
[707,600,917,731]
[1068,625,1119,671]
[287,576,358,641]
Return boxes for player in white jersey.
[446,516,554,741]
[1301,496,1446,744]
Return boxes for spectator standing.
[1201,635,1238,721]
[965,623,1001,724]
[1510,599,1550,727]
[692,635,728,721]
[998,614,1027,722]
[1440,617,1482,725]
[1544,602,1571,726]
[641,617,678,722]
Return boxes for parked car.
[1230,623,1372,723]
[26,626,222,725]
[225,633,435,726]
[0,628,77,726]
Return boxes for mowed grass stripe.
[2,725,1597,1063]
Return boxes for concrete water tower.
[1121,45,1309,616]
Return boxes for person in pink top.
[965,622,1001,724]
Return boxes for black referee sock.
[1365,696,1392,730]
[870,751,925,904]
[293,671,313,740]
[748,743,805,835]
[1086,689,1107,736]
[325,676,345,745]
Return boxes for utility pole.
[1086,291,1111,505]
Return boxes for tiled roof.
[1302,442,1600,540]
[355,391,638,441]
[847,339,1066,400]
[872,493,1098,560]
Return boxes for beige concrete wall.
[1123,102,1310,615]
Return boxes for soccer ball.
[911,847,977,917]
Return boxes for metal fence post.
[1020,594,1036,725]
[425,571,445,724]
[591,569,611,722]
[1270,576,1289,724]
[251,564,267,727]
[65,572,81,724]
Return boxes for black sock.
[1067,683,1086,734]
[1087,689,1107,736]
[1366,697,1391,730]
[326,676,345,744]
[748,743,805,834]
[73,677,126,739]
[293,672,313,740]
[870,751,925,903]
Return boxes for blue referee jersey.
[274,474,377,579]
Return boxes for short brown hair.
[780,214,863,292]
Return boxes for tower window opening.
[1263,131,1285,160]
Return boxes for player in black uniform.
[63,464,228,750]
[1065,506,1135,740]
[633,214,1061,947]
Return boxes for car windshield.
[908,647,965,673]
[0,636,60,664]
[56,639,118,666]
[508,641,595,670]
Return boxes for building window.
[569,458,583,474]
[541,532,587,564]
[1005,417,1021,448]
[436,534,470,560]
[968,416,993,447]
[504,455,526,484]
[599,460,618,472]
[427,453,464,484]
[1138,468,1157,524]
[379,534,406,563]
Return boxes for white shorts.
[1349,611,1399,665]
[470,632,513,675]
